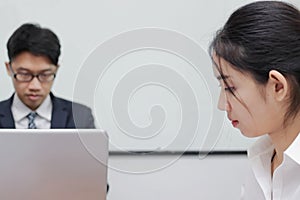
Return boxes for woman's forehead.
[212,55,232,77]
[212,55,252,82]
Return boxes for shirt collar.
[11,94,32,122]
[248,133,300,165]
[285,133,300,165]
[35,95,52,121]
[11,94,52,122]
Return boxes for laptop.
[0,129,108,200]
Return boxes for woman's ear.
[268,70,289,101]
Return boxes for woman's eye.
[224,87,235,92]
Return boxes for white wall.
[107,154,250,200]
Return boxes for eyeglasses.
[9,65,56,83]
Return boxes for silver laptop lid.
[0,129,108,200]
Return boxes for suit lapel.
[50,93,68,128]
[0,95,16,128]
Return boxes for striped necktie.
[27,112,37,129]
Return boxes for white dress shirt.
[11,94,52,129]
[241,134,300,200]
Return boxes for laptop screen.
[0,129,108,200]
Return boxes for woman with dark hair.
[210,1,300,199]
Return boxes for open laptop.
[0,129,108,200]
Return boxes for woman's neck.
[269,114,300,172]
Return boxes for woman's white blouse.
[241,134,300,200]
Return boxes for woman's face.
[213,56,285,138]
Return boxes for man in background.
[0,23,95,129]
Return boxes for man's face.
[6,52,58,110]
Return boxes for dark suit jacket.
[0,93,95,128]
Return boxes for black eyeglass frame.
[9,64,56,83]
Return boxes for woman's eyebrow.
[216,75,230,80]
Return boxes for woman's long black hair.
[210,1,300,124]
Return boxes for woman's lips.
[231,120,239,127]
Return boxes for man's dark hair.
[7,23,61,66]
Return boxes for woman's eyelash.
[217,82,235,92]
[224,86,235,91]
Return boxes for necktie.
[27,112,37,129]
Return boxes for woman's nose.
[217,91,231,111]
